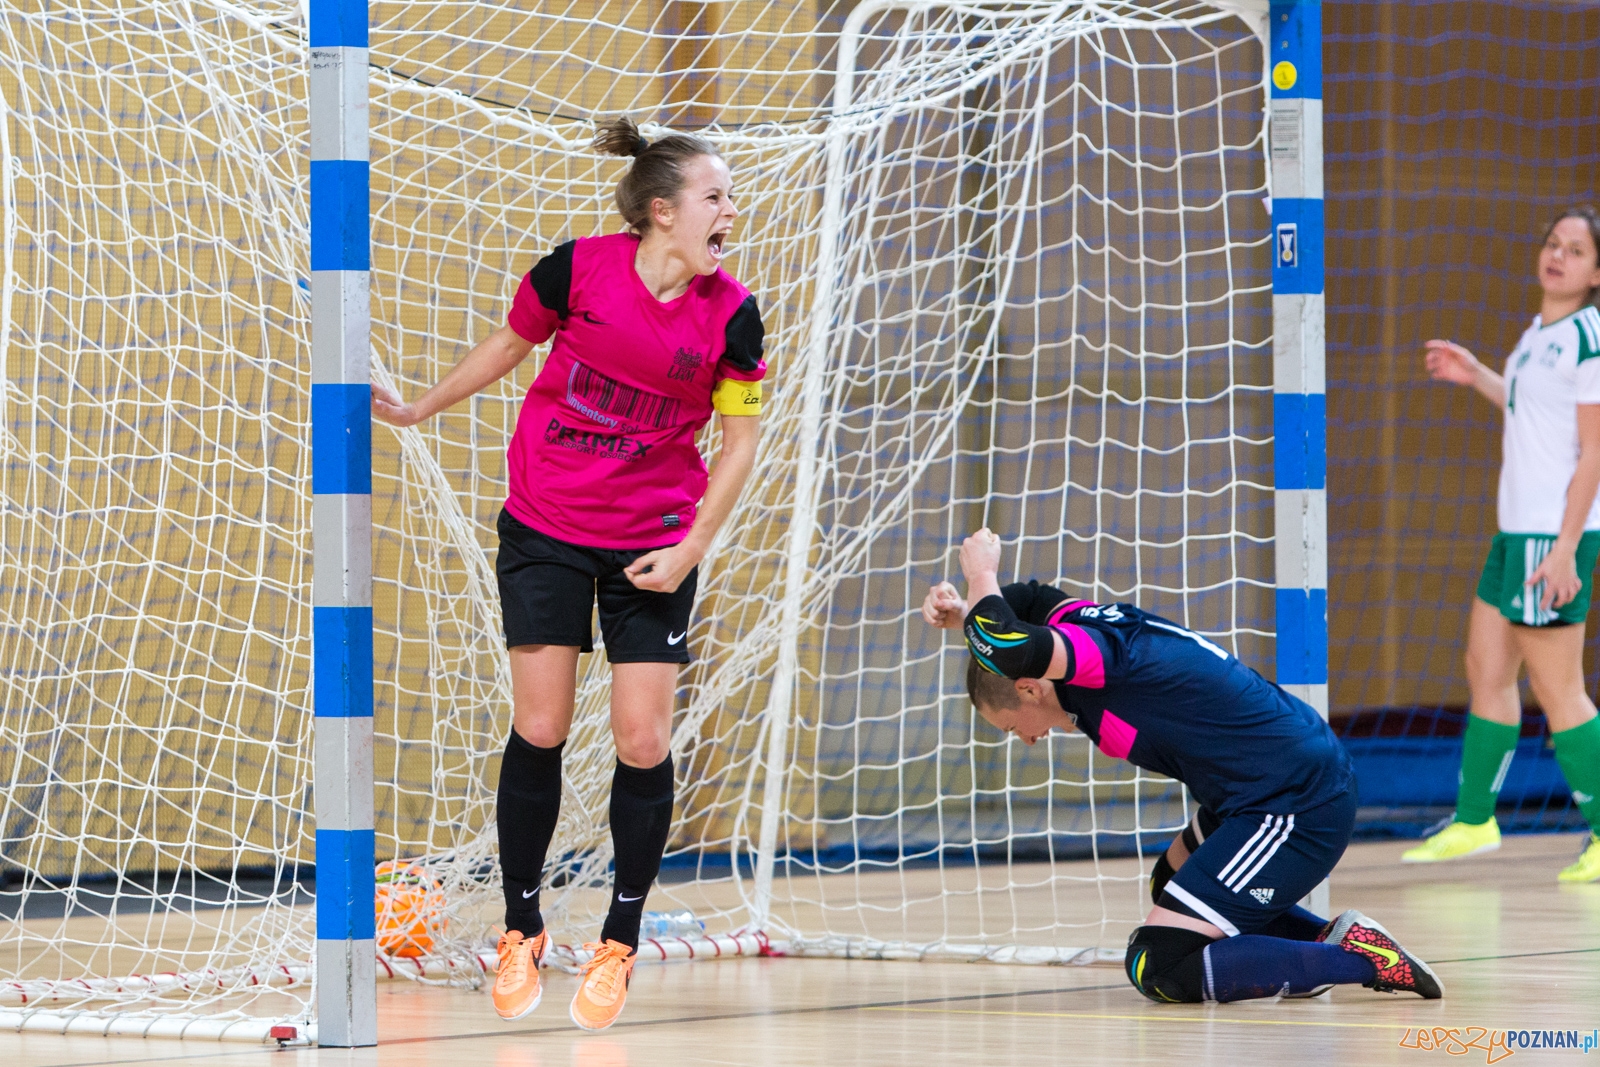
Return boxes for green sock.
[1456,714,1520,824]
[1552,717,1600,833]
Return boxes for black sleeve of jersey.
[527,240,575,319]
[722,295,765,372]
[998,581,1070,626]
[963,594,1056,679]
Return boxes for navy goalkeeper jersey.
[1000,582,1353,818]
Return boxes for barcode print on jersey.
[567,361,682,431]
[1216,814,1295,892]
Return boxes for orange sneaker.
[492,928,550,1020]
[569,939,637,1031]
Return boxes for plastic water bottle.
[639,909,704,940]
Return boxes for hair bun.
[594,116,652,160]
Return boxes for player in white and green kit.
[1406,207,1600,881]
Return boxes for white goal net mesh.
[0,0,1271,1033]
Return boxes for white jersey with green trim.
[1499,305,1600,534]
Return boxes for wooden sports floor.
[12,834,1600,1067]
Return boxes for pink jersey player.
[371,116,765,1032]
[503,230,766,547]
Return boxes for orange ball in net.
[374,860,447,958]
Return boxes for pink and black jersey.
[503,232,766,549]
[998,581,1353,818]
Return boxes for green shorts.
[1475,531,1600,627]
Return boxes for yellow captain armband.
[712,377,762,416]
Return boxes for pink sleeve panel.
[1052,622,1106,689]
[1097,709,1138,760]
[1045,600,1096,626]
[506,273,560,345]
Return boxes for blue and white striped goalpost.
[1269,0,1329,913]
[1270,0,1327,722]
[309,0,377,1047]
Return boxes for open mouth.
[708,231,728,260]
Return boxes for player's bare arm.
[957,527,1004,600]
[627,412,760,594]
[371,325,535,428]
[1424,338,1507,408]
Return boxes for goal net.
[0,0,1272,1038]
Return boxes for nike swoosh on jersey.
[583,311,607,325]
[1348,938,1399,968]
[521,889,536,899]
[667,631,686,645]
[617,894,643,902]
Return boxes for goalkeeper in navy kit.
[922,529,1443,1004]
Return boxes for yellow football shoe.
[1401,818,1500,863]
[1558,833,1600,883]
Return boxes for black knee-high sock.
[498,732,564,936]
[600,755,675,951]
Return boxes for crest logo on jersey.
[1542,341,1563,367]
[668,347,704,382]
[1250,887,1275,905]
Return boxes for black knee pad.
[1125,925,1216,1004]
[1149,852,1177,905]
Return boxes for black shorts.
[496,508,697,664]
